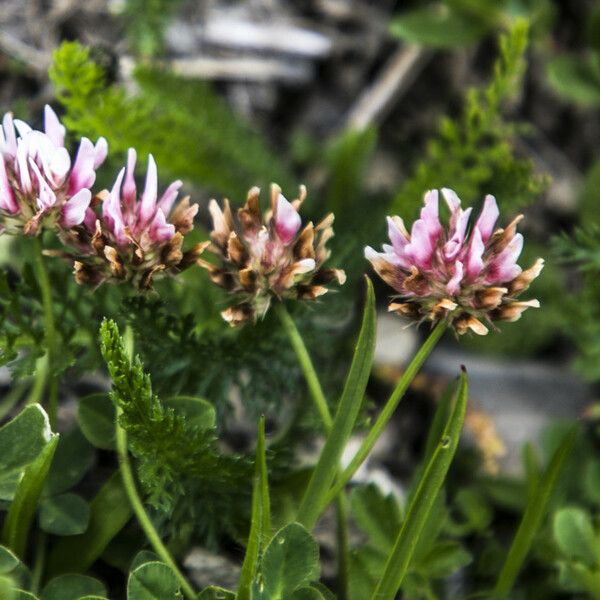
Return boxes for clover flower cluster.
[0,107,542,333]
[0,106,202,289]
[365,188,543,335]
[198,185,346,325]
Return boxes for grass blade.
[493,424,578,597]
[296,277,376,529]
[237,416,270,600]
[371,367,469,600]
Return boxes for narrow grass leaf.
[493,425,579,597]
[371,368,469,600]
[297,277,376,529]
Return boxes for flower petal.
[139,153,158,226]
[275,193,301,244]
[475,194,499,242]
[62,188,92,227]
[43,105,65,147]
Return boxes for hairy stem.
[275,304,332,430]
[275,303,349,593]
[116,327,196,600]
[30,237,59,426]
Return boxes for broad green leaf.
[2,434,59,558]
[77,393,115,450]
[46,471,132,576]
[14,591,39,600]
[493,425,578,597]
[44,429,94,496]
[297,278,376,528]
[0,405,53,479]
[546,55,600,106]
[554,507,599,566]
[127,561,182,599]
[198,588,235,599]
[39,493,90,536]
[0,474,21,502]
[371,369,468,600]
[41,574,106,600]
[389,5,488,48]
[165,396,216,430]
[258,523,319,598]
[584,460,600,506]
[0,575,15,600]
[130,550,161,571]
[558,560,600,595]
[237,416,270,600]
[0,545,19,574]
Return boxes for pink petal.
[149,208,175,242]
[294,258,316,273]
[2,113,17,156]
[0,159,17,214]
[475,195,499,242]
[62,188,92,227]
[158,180,182,215]
[16,144,32,193]
[465,226,484,279]
[446,260,464,295]
[83,207,96,231]
[122,148,138,208]
[69,137,97,194]
[139,154,158,226]
[103,168,126,241]
[444,207,472,261]
[486,233,523,283]
[275,193,301,244]
[93,137,108,169]
[441,187,461,212]
[29,159,56,210]
[420,190,442,241]
[44,105,65,147]
[387,216,409,254]
[13,119,32,138]
[405,219,434,270]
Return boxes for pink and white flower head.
[199,184,346,326]
[365,189,544,335]
[0,105,107,236]
[72,149,201,289]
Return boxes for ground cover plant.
[0,2,597,599]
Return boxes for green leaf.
[289,589,325,600]
[41,574,106,600]
[39,493,90,536]
[237,416,270,600]
[44,429,94,496]
[584,460,600,506]
[198,588,235,600]
[258,523,320,599]
[77,393,116,450]
[2,434,59,558]
[130,550,161,571]
[350,484,401,551]
[13,591,39,600]
[165,396,216,430]
[371,369,468,600]
[493,425,579,597]
[0,576,15,600]
[389,5,488,48]
[127,562,182,599]
[554,507,599,566]
[546,55,600,106]
[0,545,19,574]
[416,541,472,578]
[297,278,376,528]
[46,471,132,576]
[0,405,53,479]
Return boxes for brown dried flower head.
[199,184,346,325]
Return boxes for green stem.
[274,304,332,430]
[116,328,196,600]
[335,494,350,600]
[323,320,446,508]
[275,302,349,594]
[31,237,58,427]
[30,531,47,595]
